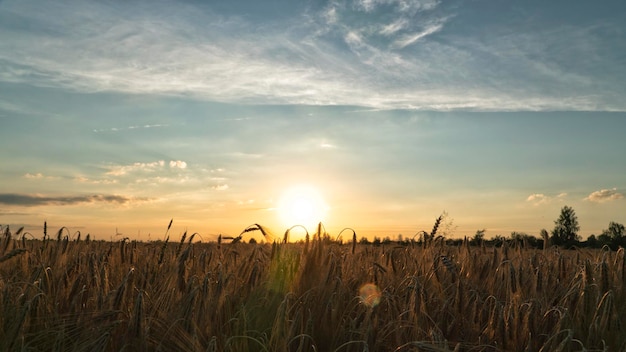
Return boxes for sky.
[1,0,625,242]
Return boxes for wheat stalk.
[0,248,27,263]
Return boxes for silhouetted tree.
[492,234,506,247]
[551,205,580,246]
[585,234,601,248]
[470,229,485,246]
[601,221,625,249]
[510,232,540,248]
[603,221,625,239]
[598,232,613,246]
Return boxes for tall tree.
[551,205,580,246]
[601,221,625,248]
[602,221,625,239]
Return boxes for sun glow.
[278,185,328,230]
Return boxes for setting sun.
[278,185,328,230]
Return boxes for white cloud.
[105,161,165,176]
[23,172,59,180]
[526,193,549,205]
[136,175,194,185]
[345,31,365,48]
[169,160,187,169]
[526,192,567,206]
[105,160,187,176]
[585,188,624,203]
[74,176,118,185]
[24,172,44,179]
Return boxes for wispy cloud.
[380,19,407,36]
[0,211,33,216]
[74,176,118,185]
[105,160,187,176]
[96,160,197,187]
[105,161,166,176]
[526,192,567,206]
[392,22,444,49]
[0,0,624,111]
[135,176,195,186]
[526,193,549,205]
[92,124,168,133]
[23,172,60,180]
[24,173,44,179]
[0,193,149,206]
[354,0,440,14]
[212,184,229,191]
[585,188,624,203]
[0,98,57,117]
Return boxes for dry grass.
[1,224,626,351]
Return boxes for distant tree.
[551,205,580,246]
[445,238,464,246]
[510,231,527,241]
[470,229,485,246]
[492,234,506,247]
[585,234,600,248]
[372,237,382,246]
[598,232,613,247]
[601,221,626,249]
[602,221,625,240]
[359,237,370,245]
[510,231,540,248]
[248,238,257,244]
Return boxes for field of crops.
[1,225,625,351]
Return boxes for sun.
[278,185,328,230]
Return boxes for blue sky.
[1,0,625,241]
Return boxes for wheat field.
[1,224,625,351]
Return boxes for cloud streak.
[105,160,187,176]
[392,22,444,49]
[24,173,52,179]
[92,124,168,133]
[0,193,149,206]
[106,161,166,176]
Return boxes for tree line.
[360,206,625,250]
[543,205,625,250]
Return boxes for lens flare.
[359,283,381,307]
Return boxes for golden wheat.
[1,223,626,351]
